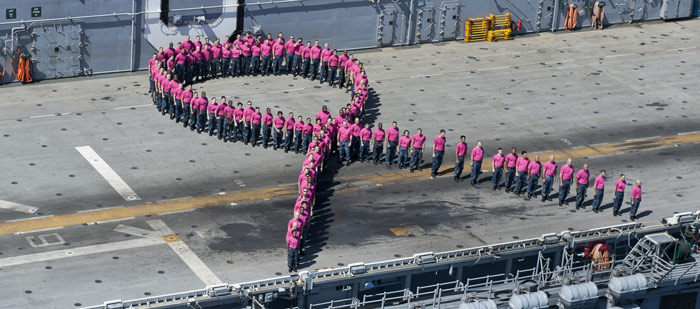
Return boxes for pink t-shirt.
[234,108,244,121]
[360,128,372,141]
[261,43,271,56]
[433,136,446,151]
[273,116,285,129]
[211,45,221,58]
[224,105,235,118]
[560,164,574,180]
[321,48,332,61]
[207,103,218,114]
[339,54,349,67]
[492,154,505,167]
[316,111,331,124]
[310,46,321,59]
[182,90,193,103]
[303,124,313,135]
[240,45,251,57]
[594,175,606,190]
[576,169,590,185]
[516,157,530,172]
[615,180,626,192]
[329,55,339,66]
[505,153,517,168]
[456,143,467,157]
[222,47,231,58]
[350,123,361,137]
[263,113,273,126]
[252,112,262,125]
[528,161,541,175]
[175,53,186,65]
[631,186,641,199]
[285,118,295,130]
[399,136,411,148]
[543,161,558,176]
[231,48,241,58]
[338,127,351,142]
[173,87,184,100]
[272,43,284,56]
[251,45,261,57]
[471,146,484,161]
[411,134,427,149]
[294,121,304,131]
[285,41,296,54]
[287,235,299,249]
[373,129,385,142]
[387,127,400,142]
[243,107,255,121]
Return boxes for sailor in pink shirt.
[210,40,222,77]
[240,41,251,75]
[337,121,352,164]
[286,229,300,272]
[591,170,606,212]
[540,156,558,202]
[242,101,255,144]
[300,41,313,78]
[182,35,193,53]
[386,122,400,167]
[180,85,193,126]
[316,105,332,124]
[302,118,314,154]
[338,50,349,88]
[250,107,262,147]
[526,156,542,199]
[557,159,574,206]
[629,180,642,220]
[272,111,285,150]
[223,101,235,142]
[575,164,590,209]
[318,43,332,83]
[469,140,485,185]
[205,98,219,136]
[172,82,184,121]
[514,151,530,195]
[492,148,505,190]
[372,123,385,165]
[261,108,274,149]
[214,97,227,139]
[397,130,412,169]
[232,102,244,142]
[292,116,305,153]
[271,38,285,75]
[188,92,199,131]
[359,124,372,162]
[454,136,468,181]
[309,41,322,80]
[221,44,232,77]
[611,174,627,216]
[260,39,272,75]
[409,129,427,173]
[250,40,262,75]
[430,130,446,178]
[284,35,296,74]
[326,50,340,86]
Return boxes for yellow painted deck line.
[1,131,699,236]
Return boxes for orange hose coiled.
[16,53,32,83]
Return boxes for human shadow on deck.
[297,159,342,269]
[362,88,381,126]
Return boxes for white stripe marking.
[0,237,164,267]
[14,227,64,235]
[0,200,39,214]
[158,209,195,216]
[113,104,151,110]
[477,66,510,71]
[88,217,136,225]
[76,146,141,201]
[114,224,159,238]
[605,53,635,58]
[29,114,56,119]
[77,205,125,213]
[147,220,222,286]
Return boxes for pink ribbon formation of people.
[146,31,643,274]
